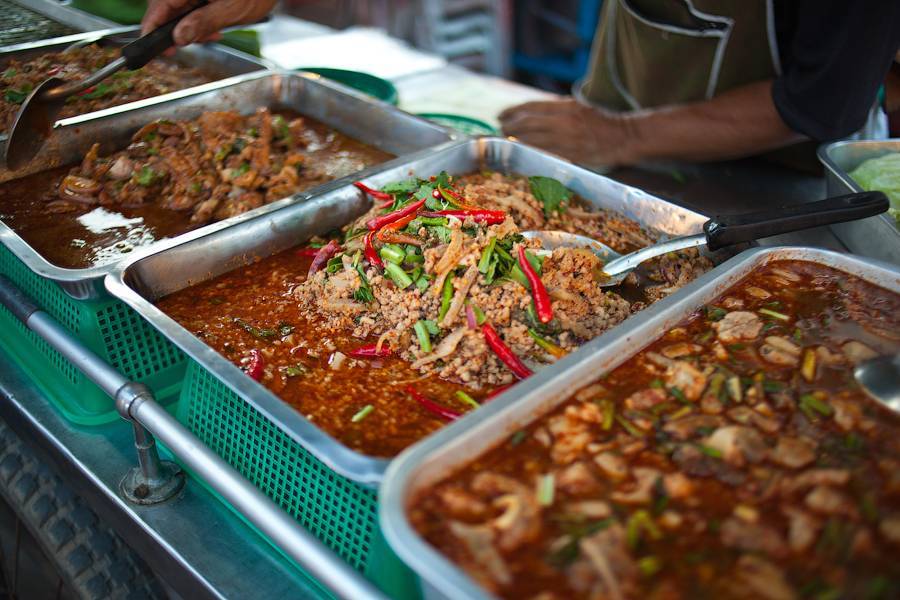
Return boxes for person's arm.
[499,80,803,168]
[141,0,277,46]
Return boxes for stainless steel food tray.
[0,0,114,47]
[105,137,712,486]
[0,26,272,149]
[0,69,457,299]
[379,245,900,600]
[818,139,900,265]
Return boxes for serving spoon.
[524,191,888,287]
[4,2,205,170]
[855,354,900,413]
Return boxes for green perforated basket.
[0,245,186,424]
[177,362,421,599]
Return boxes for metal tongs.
[524,191,889,287]
[4,2,205,170]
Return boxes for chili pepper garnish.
[376,213,420,244]
[518,246,552,324]
[296,246,323,258]
[420,209,507,225]
[481,322,533,379]
[486,384,513,399]
[308,239,340,276]
[437,185,480,210]
[363,231,383,268]
[366,199,426,231]
[405,386,461,421]
[244,349,264,381]
[348,343,392,358]
[354,181,393,201]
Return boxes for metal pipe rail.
[0,275,387,600]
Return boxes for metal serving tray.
[105,137,711,486]
[378,246,900,600]
[0,0,114,47]
[0,70,456,299]
[0,26,272,150]
[818,139,900,265]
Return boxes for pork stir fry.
[1,44,210,131]
[411,261,900,599]
[51,109,352,224]
[295,173,711,390]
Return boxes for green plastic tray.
[0,245,186,424]
[298,68,399,106]
[417,113,498,136]
[177,362,421,599]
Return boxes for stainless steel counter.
[0,350,327,599]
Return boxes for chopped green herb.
[81,82,113,100]
[528,175,572,217]
[649,379,664,389]
[414,320,432,353]
[455,390,479,409]
[325,256,344,274]
[233,162,251,177]
[637,555,662,577]
[4,84,33,104]
[189,181,203,194]
[536,474,555,506]
[280,363,308,377]
[616,415,645,437]
[799,393,833,418]
[759,307,790,321]
[669,387,688,404]
[135,165,160,186]
[546,518,613,567]
[2,68,16,79]
[705,306,727,321]
[278,322,295,336]
[385,262,413,289]
[763,379,783,393]
[510,430,528,446]
[626,510,662,550]
[351,404,374,422]
[233,318,276,339]
[438,272,455,322]
[696,444,723,459]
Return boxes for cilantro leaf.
[381,178,419,195]
[529,176,572,217]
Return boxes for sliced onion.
[58,175,100,204]
[466,305,477,330]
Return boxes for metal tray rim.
[817,140,900,236]
[104,137,711,486]
[0,69,457,298]
[378,245,900,600]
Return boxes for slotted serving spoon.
[524,191,889,287]
[4,2,205,170]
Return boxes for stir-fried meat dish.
[0,110,392,268]
[295,173,711,387]
[158,173,712,457]
[1,44,211,131]
[410,260,900,600]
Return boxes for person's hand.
[141,0,277,47]
[499,98,640,168]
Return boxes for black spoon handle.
[120,1,207,70]
[703,191,889,251]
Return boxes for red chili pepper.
[308,239,340,276]
[296,246,322,258]
[437,186,480,210]
[486,384,513,400]
[366,199,426,231]
[481,323,533,379]
[77,85,96,97]
[420,209,507,225]
[364,231,383,268]
[46,65,63,77]
[518,246,552,324]
[349,343,392,358]
[244,349,264,381]
[354,181,393,201]
[376,213,420,244]
[405,386,461,421]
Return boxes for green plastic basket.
[177,362,421,599]
[298,68,399,106]
[417,113,499,136]
[0,245,186,425]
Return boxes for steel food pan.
[0,26,272,151]
[378,245,900,600]
[0,69,457,299]
[105,137,713,486]
[0,0,114,47]
[818,139,900,265]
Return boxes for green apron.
[575,0,828,171]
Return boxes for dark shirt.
[772,1,900,141]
